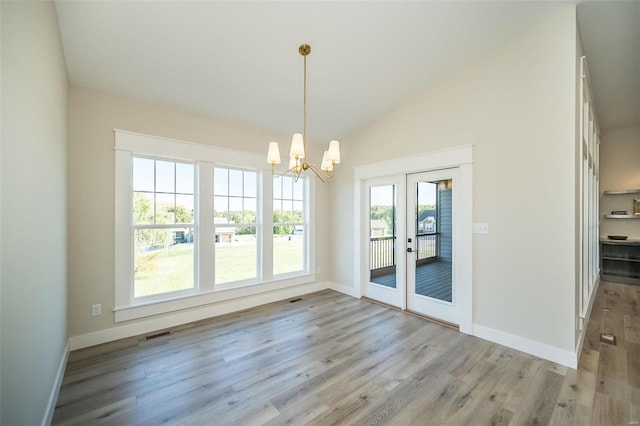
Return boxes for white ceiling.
[54,1,639,143]
[577,1,640,131]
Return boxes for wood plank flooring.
[53,281,640,425]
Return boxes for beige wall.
[68,86,330,337]
[329,6,578,352]
[1,2,69,424]
[600,126,640,239]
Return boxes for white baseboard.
[42,340,69,426]
[69,281,330,351]
[575,275,601,365]
[473,324,577,368]
[328,281,360,298]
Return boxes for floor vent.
[603,307,611,312]
[605,290,617,296]
[289,298,303,303]
[600,333,617,345]
[146,331,171,340]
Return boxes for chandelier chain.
[303,50,307,160]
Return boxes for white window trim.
[114,129,316,322]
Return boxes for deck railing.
[417,233,437,261]
[369,236,396,270]
[369,233,437,270]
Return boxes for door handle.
[406,248,413,253]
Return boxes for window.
[273,176,305,275]
[114,130,315,322]
[132,158,195,298]
[577,56,600,330]
[214,168,258,284]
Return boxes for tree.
[132,192,173,255]
[168,205,193,224]
[273,209,303,234]
[370,205,394,233]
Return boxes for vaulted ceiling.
[54,1,639,143]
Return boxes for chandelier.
[266,44,340,182]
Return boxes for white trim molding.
[354,144,473,181]
[114,274,316,322]
[575,275,600,365]
[42,340,70,426]
[114,129,316,322]
[473,324,577,369]
[353,145,473,334]
[71,281,330,351]
[329,281,361,298]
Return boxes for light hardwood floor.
[53,281,639,425]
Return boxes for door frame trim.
[354,145,473,334]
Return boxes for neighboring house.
[214,217,236,243]
[173,228,194,244]
[370,219,389,237]
[418,210,436,233]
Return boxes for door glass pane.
[369,185,396,288]
[414,179,452,302]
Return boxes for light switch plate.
[473,223,489,234]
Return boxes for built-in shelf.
[601,240,640,285]
[603,189,640,195]
[603,214,640,219]
[602,256,640,263]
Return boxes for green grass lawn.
[134,235,303,297]
[135,244,194,298]
[215,236,257,284]
[273,235,303,276]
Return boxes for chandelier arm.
[306,163,331,183]
[273,165,301,179]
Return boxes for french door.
[363,169,461,326]
[363,176,405,308]
[406,169,459,325]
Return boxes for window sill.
[114,273,316,322]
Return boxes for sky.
[133,158,303,218]
[370,182,437,207]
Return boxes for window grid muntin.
[214,167,257,226]
[273,176,306,276]
[133,156,195,226]
[214,167,259,285]
[116,131,317,322]
[273,176,304,227]
[131,156,196,299]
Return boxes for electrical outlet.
[472,223,489,234]
[91,304,102,316]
